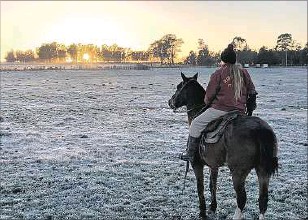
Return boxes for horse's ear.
[193,73,198,80]
[181,72,188,82]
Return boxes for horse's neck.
[187,101,205,123]
[187,89,206,120]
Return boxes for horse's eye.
[177,82,183,89]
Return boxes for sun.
[83,53,90,61]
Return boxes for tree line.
[185,34,307,66]
[5,34,183,65]
[4,33,308,66]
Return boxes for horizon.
[1,1,307,62]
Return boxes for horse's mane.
[188,79,206,101]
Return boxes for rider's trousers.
[189,107,227,138]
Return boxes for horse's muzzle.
[168,98,175,109]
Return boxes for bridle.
[172,78,206,114]
[171,78,196,106]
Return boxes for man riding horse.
[180,44,257,162]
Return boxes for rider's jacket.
[205,64,257,113]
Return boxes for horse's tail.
[257,127,279,176]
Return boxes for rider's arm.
[204,71,220,105]
[243,69,258,115]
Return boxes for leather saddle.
[201,110,241,144]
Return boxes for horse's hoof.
[233,207,244,219]
[199,212,207,220]
[209,203,217,212]
[259,214,265,220]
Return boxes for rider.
[180,43,257,162]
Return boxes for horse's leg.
[192,163,206,219]
[256,170,270,220]
[231,170,250,220]
[209,167,218,212]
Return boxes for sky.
[1,1,307,62]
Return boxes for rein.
[187,103,206,113]
[179,162,189,219]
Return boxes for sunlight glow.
[82,53,89,61]
[0,1,307,62]
[66,57,73,63]
[45,16,124,47]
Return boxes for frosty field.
[0,67,307,220]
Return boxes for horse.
[168,72,278,220]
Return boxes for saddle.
[201,110,241,144]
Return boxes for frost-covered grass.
[0,67,307,219]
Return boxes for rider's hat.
[221,44,236,64]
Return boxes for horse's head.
[168,72,204,111]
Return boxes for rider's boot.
[180,135,201,162]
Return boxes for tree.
[37,42,58,62]
[67,44,78,63]
[257,46,268,64]
[299,42,308,65]
[275,33,293,66]
[109,44,125,62]
[231,36,256,65]
[149,40,167,65]
[197,45,210,65]
[5,50,16,62]
[57,43,67,62]
[196,39,217,66]
[16,50,26,63]
[24,50,35,62]
[232,36,247,51]
[148,34,183,65]
[287,42,302,65]
[185,51,197,65]
[49,42,58,61]
[82,44,100,63]
[198,39,206,50]
[99,44,125,62]
[100,44,112,62]
[257,46,279,65]
[237,49,258,65]
[164,34,184,65]
[131,51,150,62]
[40,44,48,61]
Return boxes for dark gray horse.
[168,73,278,220]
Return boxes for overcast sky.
[1,1,307,61]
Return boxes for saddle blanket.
[201,110,240,144]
